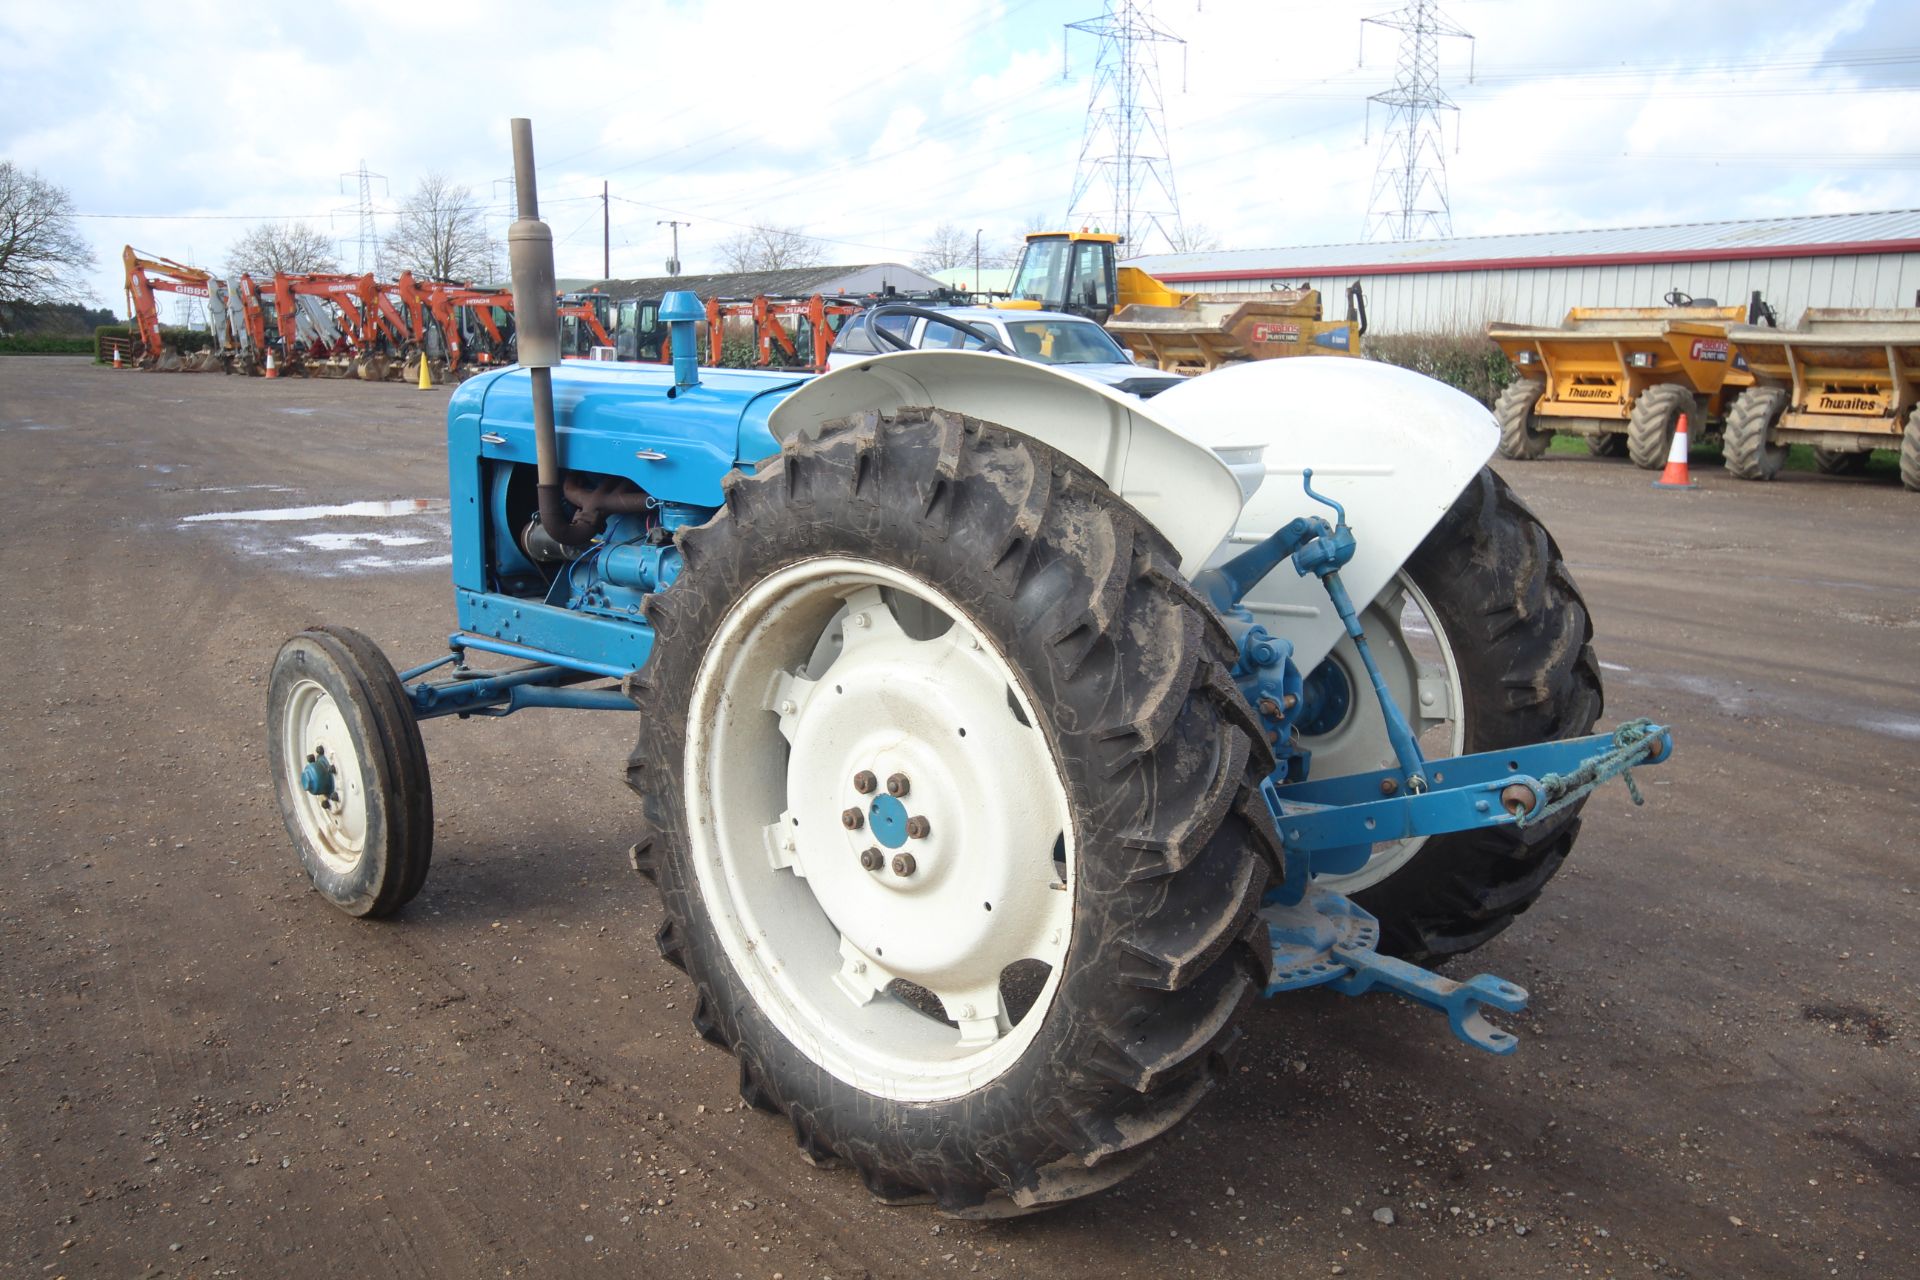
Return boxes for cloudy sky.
[6,0,1919,313]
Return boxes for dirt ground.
[2,355,1915,1279]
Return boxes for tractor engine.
[486,462,703,622]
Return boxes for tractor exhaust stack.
[506,117,585,545]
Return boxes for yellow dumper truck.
[1721,309,1920,490]
[1488,298,1768,469]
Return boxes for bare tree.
[1164,222,1223,254]
[717,224,822,273]
[383,174,498,282]
[0,161,95,303]
[912,222,973,274]
[225,221,339,280]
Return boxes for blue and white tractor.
[269,121,1670,1216]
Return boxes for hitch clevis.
[1199,472,1673,1055]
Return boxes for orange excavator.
[229,273,270,372]
[266,272,422,378]
[421,283,517,376]
[701,293,858,372]
[123,247,225,370]
[356,272,516,382]
[558,289,614,356]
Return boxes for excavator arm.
[123,247,216,363]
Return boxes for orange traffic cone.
[111,345,122,369]
[264,348,278,380]
[1653,413,1698,489]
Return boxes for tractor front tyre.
[1904,409,1920,492]
[627,407,1280,1216]
[268,626,433,918]
[1494,378,1551,460]
[1813,446,1869,476]
[1585,431,1628,458]
[1332,469,1604,965]
[1723,386,1790,481]
[1627,383,1697,470]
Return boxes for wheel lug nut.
[905,815,930,840]
[890,853,916,876]
[853,770,877,794]
[885,772,910,797]
[859,848,884,871]
[841,807,865,830]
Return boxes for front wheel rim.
[684,557,1075,1103]
[281,678,368,873]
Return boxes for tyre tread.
[1723,386,1789,481]
[1352,469,1602,964]
[1627,382,1696,470]
[1494,378,1550,460]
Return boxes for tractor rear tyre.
[1813,446,1869,476]
[1585,432,1628,458]
[626,407,1281,1216]
[1494,378,1551,460]
[1723,386,1789,481]
[1312,469,1604,965]
[1904,408,1920,492]
[1627,383,1697,470]
[269,626,433,918]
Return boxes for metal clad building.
[1124,211,1920,335]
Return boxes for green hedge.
[1363,332,1516,407]
[0,334,94,354]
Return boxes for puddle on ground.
[1610,667,1920,744]
[295,531,435,551]
[1,420,66,431]
[175,497,452,578]
[338,553,453,571]
[182,498,449,523]
[277,407,320,416]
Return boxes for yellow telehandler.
[1002,231,1366,374]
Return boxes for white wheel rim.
[1298,571,1465,893]
[282,678,368,874]
[685,557,1075,1102]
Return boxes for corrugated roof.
[1126,209,1920,280]
[570,263,932,300]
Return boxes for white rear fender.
[767,350,1259,576]
[1147,358,1497,672]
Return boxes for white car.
[827,304,1184,398]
